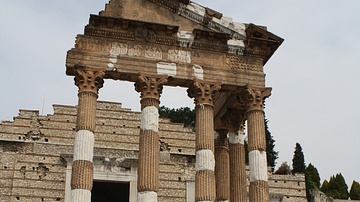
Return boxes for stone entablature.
[67,0,283,92]
[1,101,306,202]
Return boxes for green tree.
[321,180,329,193]
[159,106,195,128]
[292,143,306,174]
[305,163,321,201]
[274,162,291,175]
[322,173,349,199]
[350,180,360,200]
[265,119,278,172]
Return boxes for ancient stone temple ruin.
[0,0,309,202]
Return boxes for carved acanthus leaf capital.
[187,81,221,106]
[238,87,272,111]
[135,75,168,102]
[74,69,105,95]
[214,129,228,148]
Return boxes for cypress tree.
[292,143,306,174]
[350,180,360,200]
[305,163,321,201]
[321,180,329,193]
[334,173,349,199]
[265,119,278,172]
[322,173,349,199]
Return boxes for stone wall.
[1,101,306,201]
[311,190,360,202]
[269,173,307,201]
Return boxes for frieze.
[167,49,191,63]
[75,37,113,53]
[145,47,163,60]
[226,56,263,72]
[109,42,164,60]
[76,37,197,65]
[74,37,265,73]
[193,41,228,53]
[244,48,271,59]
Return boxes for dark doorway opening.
[92,181,130,202]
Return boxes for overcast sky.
[1,0,359,187]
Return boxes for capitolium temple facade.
[0,0,289,202]
[66,0,283,201]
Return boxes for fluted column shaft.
[135,75,167,202]
[188,81,221,202]
[229,130,247,202]
[220,109,247,202]
[214,130,230,202]
[71,69,104,202]
[247,109,269,202]
[241,88,271,202]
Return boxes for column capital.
[214,129,228,149]
[74,69,105,95]
[238,87,272,111]
[135,75,167,108]
[187,81,221,106]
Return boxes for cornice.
[84,15,235,53]
[92,0,282,61]
[245,24,284,64]
[175,1,246,40]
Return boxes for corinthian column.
[135,75,167,202]
[214,129,230,202]
[226,110,247,202]
[187,81,221,202]
[240,87,271,202]
[71,69,104,201]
